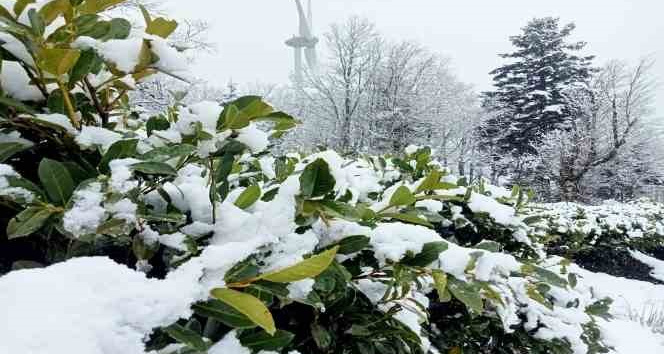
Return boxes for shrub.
[0,1,613,353]
[526,200,664,281]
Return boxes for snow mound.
[0,257,198,354]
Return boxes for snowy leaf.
[0,143,29,163]
[210,288,276,335]
[254,111,298,131]
[522,264,567,288]
[260,246,339,283]
[401,241,448,267]
[380,212,433,227]
[164,323,209,351]
[447,278,483,314]
[131,161,177,176]
[38,158,74,205]
[99,139,138,173]
[146,116,170,136]
[330,235,370,255]
[527,285,553,310]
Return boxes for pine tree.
[484,17,595,156]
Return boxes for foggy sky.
[164,0,664,116]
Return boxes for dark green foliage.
[483,17,595,156]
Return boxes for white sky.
[164,0,664,116]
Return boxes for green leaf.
[103,18,131,40]
[380,212,433,228]
[234,185,261,209]
[79,0,125,14]
[299,158,335,199]
[586,298,613,320]
[389,186,416,207]
[131,161,177,176]
[522,264,568,288]
[431,270,449,301]
[218,96,274,130]
[260,246,339,283]
[99,139,138,173]
[401,242,448,267]
[163,323,209,351]
[5,175,45,201]
[0,6,13,22]
[38,0,69,25]
[415,170,442,193]
[527,285,553,310]
[233,95,273,120]
[568,273,578,288]
[146,116,170,136]
[95,218,129,236]
[135,3,149,23]
[38,158,74,205]
[318,200,361,221]
[146,17,178,38]
[192,299,257,329]
[239,330,295,351]
[332,235,370,255]
[14,0,35,17]
[447,278,484,314]
[254,111,298,131]
[0,142,29,162]
[225,260,260,284]
[475,240,501,252]
[38,48,81,76]
[218,104,246,130]
[28,9,45,36]
[7,206,54,239]
[247,281,290,299]
[210,288,276,335]
[0,95,38,114]
[140,144,196,162]
[69,49,102,83]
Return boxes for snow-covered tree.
[531,59,660,201]
[283,17,486,177]
[483,17,595,157]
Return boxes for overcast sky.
[164,0,664,116]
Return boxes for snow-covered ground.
[1,256,663,353]
[573,264,664,353]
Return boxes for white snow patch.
[630,250,664,282]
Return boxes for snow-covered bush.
[527,201,664,259]
[0,2,615,353]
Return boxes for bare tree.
[534,58,659,201]
[298,17,383,152]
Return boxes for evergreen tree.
[483,17,595,156]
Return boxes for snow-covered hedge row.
[0,2,615,354]
[527,200,664,255]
